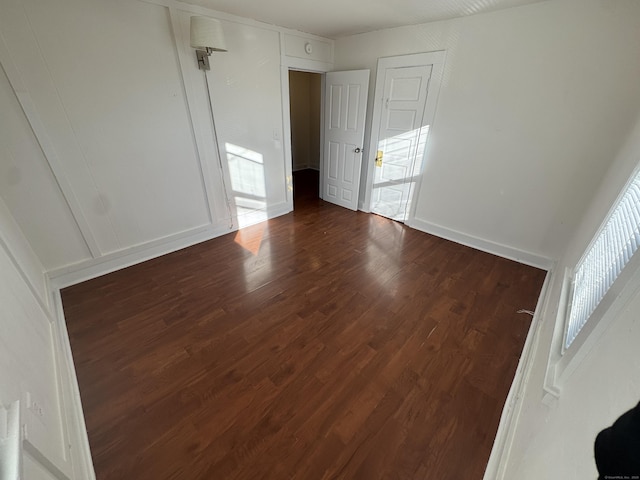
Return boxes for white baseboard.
[47,223,230,289]
[232,202,291,230]
[48,203,292,289]
[292,165,320,172]
[50,289,96,480]
[266,201,292,219]
[483,269,554,480]
[407,217,553,270]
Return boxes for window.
[564,170,640,349]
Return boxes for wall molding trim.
[0,202,92,478]
[482,269,554,480]
[0,225,49,319]
[408,216,553,270]
[228,202,291,233]
[167,5,218,225]
[50,289,96,480]
[48,223,228,289]
[292,165,320,172]
[48,202,292,289]
[0,23,101,258]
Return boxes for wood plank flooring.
[62,172,546,479]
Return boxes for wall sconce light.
[189,16,233,228]
[190,16,227,70]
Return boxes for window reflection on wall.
[371,125,430,222]
[225,142,267,228]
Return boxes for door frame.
[280,59,331,212]
[362,51,446,223]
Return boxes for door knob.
[354,147,362,153]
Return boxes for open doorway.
[288,70,321,206]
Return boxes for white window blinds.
[565,172,640,349]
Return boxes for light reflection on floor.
[233,221,266,256]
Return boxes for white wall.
[0,1,333,475]
[334,0,640,263]
[508,288,640,478]
[0,0,332,476]
[0,194,48,304]
[174,8,287,226]
[0,0,330,284]
[334,5,640,473]
[0,194,87,478]
[500,110,640,478]
[1,0,212,256]
[0,64,91,272]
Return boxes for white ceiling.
[182,0,548,38]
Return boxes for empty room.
[2,0,640,478]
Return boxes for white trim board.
[292,166,320,172]
[167,6,217,225]
[48,202,290,289]
[0,204,94,478]
[3,0,325,279]
[408,216,553,271]
[50,289,96,480]
[0,23,101,258]
[280,44,294,210]
[281,58,332,214]
[482,269,554,480]
[0,220,50,317]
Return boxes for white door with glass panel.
[371,65,432,222]
[322,70,369,211]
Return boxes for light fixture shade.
[190,16,227,52]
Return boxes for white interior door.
[371,65,432,222]
[322,70,369,211]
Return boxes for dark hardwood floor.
[62,175,545,479]
[293,168,320,205]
